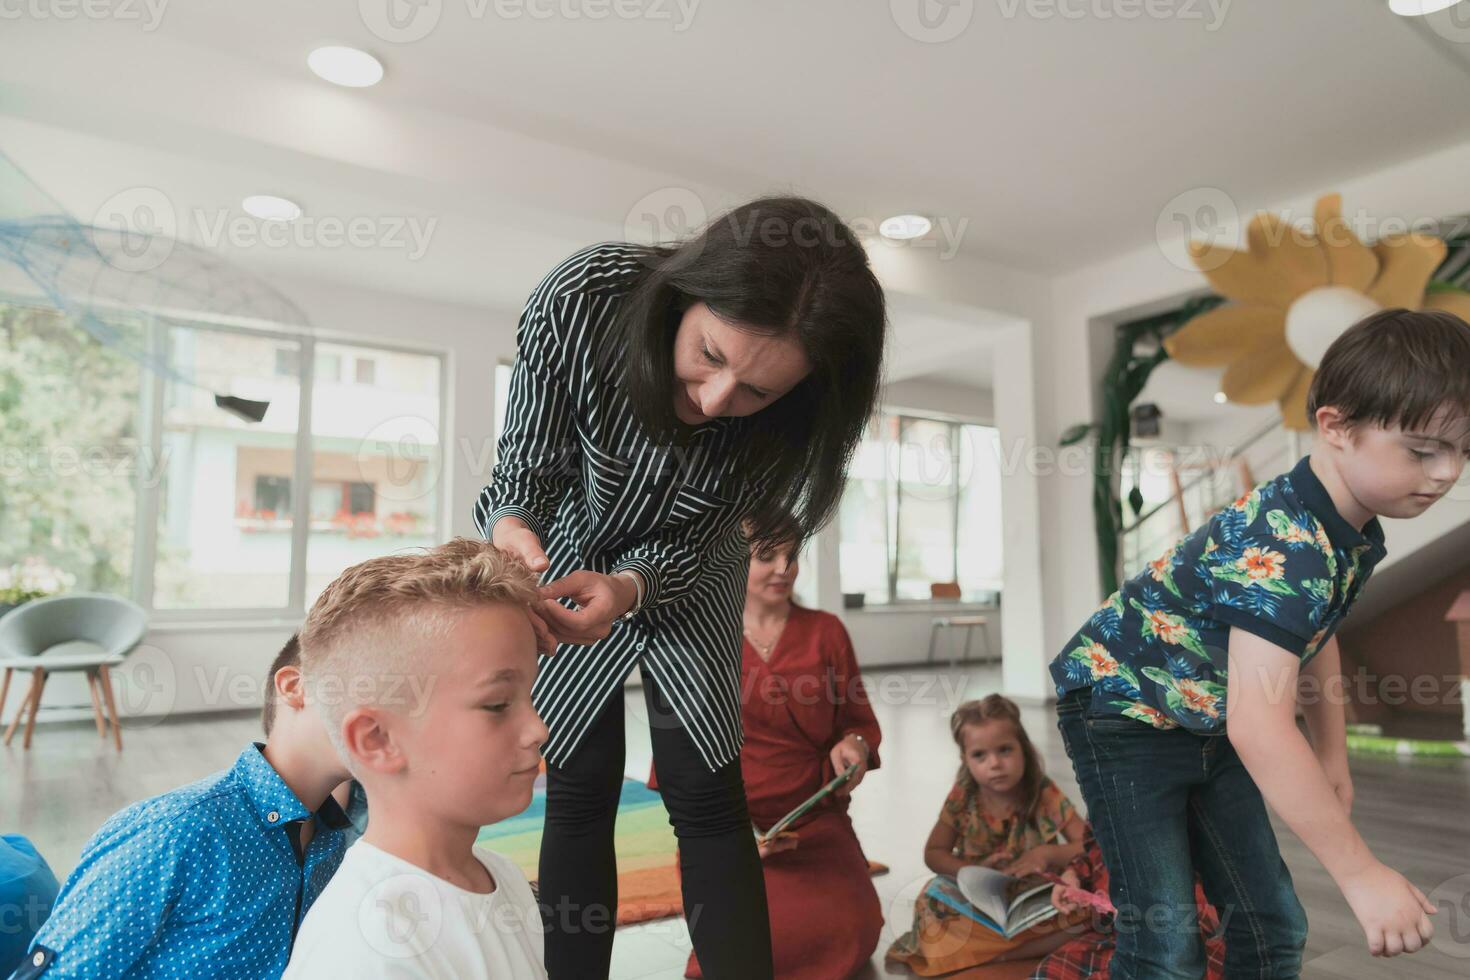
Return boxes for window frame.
[845,408,1001,608]
[3,297,457,624]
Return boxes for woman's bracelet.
[615,570,646,621]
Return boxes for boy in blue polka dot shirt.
[1050,309,1470,977]
[12,635,354,979]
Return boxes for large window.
[0,305,143,597]
[0,299,447,618]
[839,412,1004,605]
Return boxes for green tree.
[0,303,142,593]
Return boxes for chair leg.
[22,668,47,750]
[0,667,10,730]
[98,664,123,752]
[4,669,40,746]
[926,623,939,664]
[87,670,108,739]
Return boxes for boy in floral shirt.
[1049,308,1470,978]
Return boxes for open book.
[924,865,1059,939]
[754,763,859,844]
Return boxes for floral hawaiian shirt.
[1050,455,1387,732]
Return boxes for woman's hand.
[488,517,557,654]
[829,733,870,796]
[537,571,640,645]
[491,515,551,573]
[757,833,799,860]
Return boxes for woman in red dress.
[653,518,884,979]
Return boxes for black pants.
[537,674,774,980]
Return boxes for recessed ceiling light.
[307,46,384,87]
[1388,0,1461,15]
[1213,391,1228,405]
[879,214,932,241]
[242,195,302,222]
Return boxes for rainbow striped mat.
[476,775,685,925]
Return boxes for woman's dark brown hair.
[618,196,887,556]
[950,694,1046,824]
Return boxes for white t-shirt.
[284,840,546,979]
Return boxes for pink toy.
[1041,872,1116,915]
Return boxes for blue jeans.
[1056,690,1308,979]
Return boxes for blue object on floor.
[0,834,60,975]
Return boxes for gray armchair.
[0,593,148,751]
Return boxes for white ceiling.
[5,1,1470,401]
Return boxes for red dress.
[651,604,885,980]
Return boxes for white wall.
[883,378,995,423]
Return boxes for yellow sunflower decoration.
[1163,193,1470,429]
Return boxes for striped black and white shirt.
[474,242,774,771]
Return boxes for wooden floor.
[4,665,1467,979]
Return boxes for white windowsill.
[844,602,999,615]
[147,617,302,634]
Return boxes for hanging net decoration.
[0,150,310,422]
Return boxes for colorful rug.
[477,773,888,927]
[477,774,682,926]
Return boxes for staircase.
[1119,417,1298,579]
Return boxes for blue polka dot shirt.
[13,743,349,979]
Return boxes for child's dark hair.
[261,633,300,736]
[950,695,1045,824]
[1308,308,1470,438]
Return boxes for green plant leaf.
[1060,423,1094,447]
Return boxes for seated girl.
[887,695,1087,976]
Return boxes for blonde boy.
[284,538,550,979]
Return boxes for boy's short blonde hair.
[299,537,542,763]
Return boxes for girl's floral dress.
[886,775,1081,976]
